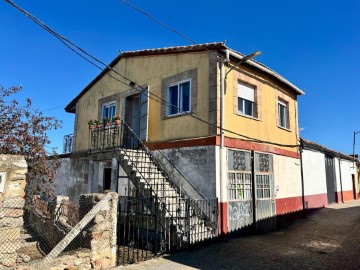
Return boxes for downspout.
[338,158,344,203]
[299,140,306,217]
[220,49,229,148]
[219,49,229,235]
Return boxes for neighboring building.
[55,42,313,235]
[301,139,359,208]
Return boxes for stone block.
[2,197,25,208]
[11,169,27,176]
[12,159,27,169]
[0,240,21,253]
[18,253,31,263]
[0,216,23,227]
[94,213,105,224]
[0,227,20,241]
[0,253,17,268]
[6,209,24,218]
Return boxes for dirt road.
[114,200,360,270]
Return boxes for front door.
[254,152,276,233]
[124,88,149,147]
[227,150,253,233]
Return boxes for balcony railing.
[89,122,139,151]
[63,134,74,153]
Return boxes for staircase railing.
[116,121,190,247]
[89,121,218,242]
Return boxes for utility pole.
[352,130,360,168]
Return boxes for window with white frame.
[166,80,191,116]
[228,150,252,201]
[102,101,116,120]
[238,82,256,117]
[278,99,289,129]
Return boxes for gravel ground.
[113,200,360,270]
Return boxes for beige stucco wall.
[73,50,300,154]
[75,51,211,151]
[224,64,299,154]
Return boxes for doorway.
[325,155,337,204]
[103,168,112,190]
[352,174,357,200]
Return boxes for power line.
[4,0,299,148]
[119,0,200,46]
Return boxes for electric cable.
[4,0,300,148]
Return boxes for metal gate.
[325,155,337,204]
[117,194,218,265]
[227,150,276,234]
[227,150,253,233]
[254,152,276,233]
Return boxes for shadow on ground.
[119,200,360,270]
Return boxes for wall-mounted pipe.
[338,158,344,203]
[219,49,229,235]
[299,140,306,217]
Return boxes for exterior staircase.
[116,121,218,248]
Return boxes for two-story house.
[57,42,305,235]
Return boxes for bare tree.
[0,85,62,199]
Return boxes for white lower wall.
[302,150,327,196]
[338,159,355,191]
[273,154,302,199]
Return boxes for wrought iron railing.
[117,196,218,265]
[89,120,219,248]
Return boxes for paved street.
[114,200,360,270]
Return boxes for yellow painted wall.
[74,52,211,151]
[73,50,300,154]
[223,64,299,153]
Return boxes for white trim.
[228,50,305,95]
[102,101,116,119]
[166,79,192,117]
[277,100,288,129]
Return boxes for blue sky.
[1,0,359,154]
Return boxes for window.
[228,150,252,201]
[166,80,191,116]
[229,172,252,200]
[238,82,256,117]
[278,99,289,129]
[256,175,271,199]
[102,101,116,120]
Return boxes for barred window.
[228,150,252,201]
[228,172,252,200]
[256,175,271,199]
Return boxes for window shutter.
[238,82,255,102]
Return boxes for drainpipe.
[299,140,306,217]
[219,49,229,235]
[338,158,344,203]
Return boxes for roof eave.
[226,48,305,95]
[64,54,123,113]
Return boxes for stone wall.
[27,192,117,270]
[79,193,118,269]
[0,155,27,268]
[28,195,79,250]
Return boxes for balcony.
[89,122,140,152]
